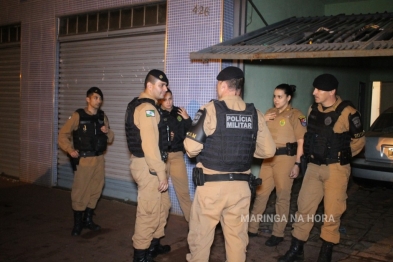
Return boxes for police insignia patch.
[177,115,182,122]
[146,110,155,117]
[299,115,307,127]
[280,119,286,126]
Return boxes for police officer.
[158,89,192,222]
[58,87,114,236]
[125,69,171,262]
[248,84,307,247]
[278,74,365,262]
[184,66,276,262]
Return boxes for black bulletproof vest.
[125,97,169,157]
[304,101,352,162]
[73,109,107,154]
[197,100,258,172]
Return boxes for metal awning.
[190,12,393,60]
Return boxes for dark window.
[9,25,18,42]
[133,7,144,27]
[98,11,108,32]
[158,3,167,24]
[78,15,87,33]
[121,9,132,28]
[145,5,157,26]
[109,10,120,30]
[59,18,67,36]
[88,13,98,32]
[372,112,393,132]
[68,16,77,35]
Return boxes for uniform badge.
[192,111,203,125]
[280,119,286,126]
[146,110,155,117]
[83,125,87,133]
[299,115,307,127]
[324,116,332,126]
[177,115,182,122]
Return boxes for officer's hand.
[69,150,79,158]
[289,165,299,179]
[158,179,169,192]
[100,126,109,134]
[178,107,189,119]
[264,112,276,122]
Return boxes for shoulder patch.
[299,115,307,127]
[177,115,182,122]
[145,110,155,117]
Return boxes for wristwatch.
[294,162,301,167]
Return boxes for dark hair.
[226,78,244,92]
[165,88,172,95]
[144,74,159,89]
[275,83,296,102]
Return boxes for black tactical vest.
[125,97,169,158]
[72,109,107,155]
[304,101,352,165]
[197,100,258,172]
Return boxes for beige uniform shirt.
[58,108,114,155]
[266,105,306,148]
[133,92,167,181]
[307,96,365,157]
[184,95,276,174]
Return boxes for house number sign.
[193,5,210,16]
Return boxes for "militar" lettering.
[226,114,253,129]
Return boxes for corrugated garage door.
[0,45,21,178]
[57,28,165,201]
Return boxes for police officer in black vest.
[58,87,114,236]
[278,74,365,262]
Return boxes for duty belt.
[204,173,250,182]
[79,151,103,157]
[309,157,339,165]
[275,147,288,155]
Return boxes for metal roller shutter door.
[0,45,21,178]
[57,31,165,202]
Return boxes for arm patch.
[349,111,365,138]
[186,109,207,143]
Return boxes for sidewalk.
[1,175,393,262]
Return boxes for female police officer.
[248,84,307,247]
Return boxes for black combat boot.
[317,240,334,262]
[147,238,171,258]
[83,207,101,231]
[71,210,83,236]
[278,236,305,262]
[133,249,155,262]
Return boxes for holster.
[339,149,351,165]
[285,142,298,156]
[192,167,205,186]
[299,154,308,177]
[248,174,262,199]
[68,154,80,171]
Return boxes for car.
[351,106,393,182]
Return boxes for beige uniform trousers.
[167,151,192,222]
[71,155,105,211]
[130,156,171,249]
[187,181,251,262]
[292,163,350,244]
[249,155,296,236]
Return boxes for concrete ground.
[1,175,393,262]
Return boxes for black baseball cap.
[145,69,169,85]
[86,87,103,100]
[313,74,339,91]
[216,66,244,81]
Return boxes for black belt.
[309,157,339,165]
[204,173,250,182]
[79,151,102,157]
[275,147,288,155]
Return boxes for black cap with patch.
[86,86,103,100]
[313,74,338,91]
[146,69,169,85]
[216,66,244,81]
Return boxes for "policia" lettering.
[226,114,253,129]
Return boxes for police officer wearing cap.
[184,66,276,262]
[125,69,171,262]
[279,74,365,262]
[58,87,114,236]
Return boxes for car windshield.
[371,112,393,132]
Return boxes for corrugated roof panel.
[190,12,393,60]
